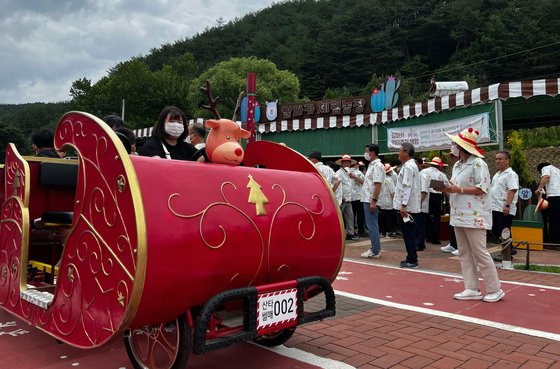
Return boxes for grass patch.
[514,264,560,273]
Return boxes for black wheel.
[253,327,296,347]
[124,314,192,369]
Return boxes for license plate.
[257,288,297,330]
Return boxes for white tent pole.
[496,100,504,150]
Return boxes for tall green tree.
[188,57,300,119]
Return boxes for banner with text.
[386,113,490,151]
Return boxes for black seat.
[34,211,73,228]
[39,162,78,187]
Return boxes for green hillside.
[1,0,559,149]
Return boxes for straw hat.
[384,163,394,173]
[535,196,549,214]
[335,154,357,166]
[428,156,448,168]
[445,127,484,158]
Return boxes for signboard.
[519,188,532,201]
[386,112,490,151]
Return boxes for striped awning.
[132,78,560,138]
[256,77,560,133]
[133,118,205,138]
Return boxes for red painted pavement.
[334,260,560,335]
[0,309,321,369]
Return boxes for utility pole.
[121,99,126,121]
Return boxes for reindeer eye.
[226,136,231,140]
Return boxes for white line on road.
[334,289,560,342]
[343,258,560,291]
[261,344,356,369]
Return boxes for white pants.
[454,227,501,293]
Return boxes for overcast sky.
[0,0,279,104]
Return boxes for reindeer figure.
[200,81,251,165]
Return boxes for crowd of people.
[29,109,560,303]
[310,127,560,303]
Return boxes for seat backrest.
[39,162,78,187]
[523,204,543,222]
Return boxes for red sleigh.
[0,112,344,368]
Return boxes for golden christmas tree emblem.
[247,174,269,216]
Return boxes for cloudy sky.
[0,0,279,104]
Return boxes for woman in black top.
[139,106,197,160]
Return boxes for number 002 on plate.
[257,288,297,330]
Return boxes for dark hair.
[390,159,402,167]
[104,114,124,129]
[31,130,54,149]
[190,122,206,139]
[116,127,136,145]
[152,106,188,142]
[309,151,322,160]
[537,162,550,174]
[364,143,379,156]
[400,142,415,158]
[496,151,510,160]
[414,156,423,166]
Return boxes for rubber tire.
[253,327,296,347]
[124,314,192,369]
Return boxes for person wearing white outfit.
[536,162,560,244]
[393,143,421,268]
[443,128,504,303]
[308,150,341,198]
[490,151,519,242]
[350,162,366,237]
[336,154,359,240]
[424,157,449,245]
[360,144,385,258]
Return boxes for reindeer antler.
[231,90,245,121]
[200,80,221,119]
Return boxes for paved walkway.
[283,237,560,368]
[1,235,559,368]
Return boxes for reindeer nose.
[235,148,243,157]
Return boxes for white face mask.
[185,134,191,143]
[165,122,184,138]
[364,152,371,161]
[450,142,460,157]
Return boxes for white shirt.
[491,167,519,216]
[336,167,354,202]
[541,165,560,197]
[315,162,339,190]
[350,168,364,201]
[378,175,395,210]
[194,143,205,149]
[360,159,385,203]
[393,159,421,213]
[419,169,430,213]
[421,166,449,213]
[449,155,492,230]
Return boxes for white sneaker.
[483,289,505,303]
[361,249,381,258]
[453,289,483,301]
[451,249,459,256]
[441,244,455,253]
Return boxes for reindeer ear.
[205,119,219,129]
[239,128,252,139]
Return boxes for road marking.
[261,344,356,369]
[343,258,560,291]
[335,290,560,342]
